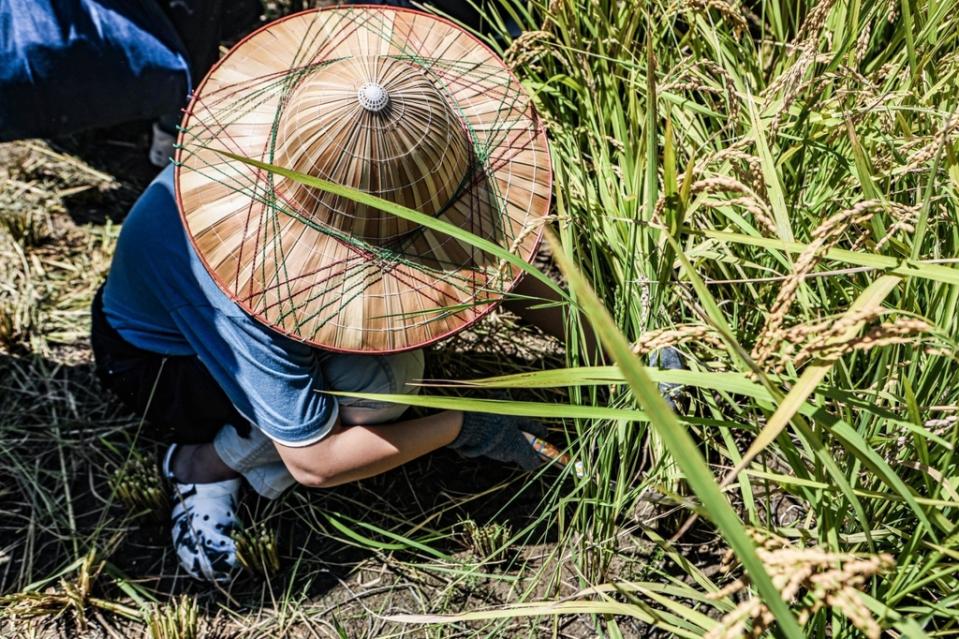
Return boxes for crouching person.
[90,165,548,582]
[90,6,556,583]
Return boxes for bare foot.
[171,443,241,484]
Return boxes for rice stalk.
[146,594,198,639]
[232,521,280,577]
[705,531,894,639]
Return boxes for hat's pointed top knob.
[357,82,389,112]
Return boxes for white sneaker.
[162,444,241,582]
[149,123,177,168]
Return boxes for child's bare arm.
[275,408,548,487]
[275,410,464,488]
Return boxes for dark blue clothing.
[102,166,338,446]
[0,0,191,141]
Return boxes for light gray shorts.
[213,349,424,499]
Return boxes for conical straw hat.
[175,6,551,353]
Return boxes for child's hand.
[449,411,548,470]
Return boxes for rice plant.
[459,518,513,561]
[232,521,281,577]
[415,0,959,634]
[146,595,198,639]
[109,449,169,520]
[361,0,959,634]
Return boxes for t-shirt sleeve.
[169,303,339,447]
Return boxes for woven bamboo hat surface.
[175,5,551,353]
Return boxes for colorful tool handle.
[523,434,664,505]
[523,431,587,478]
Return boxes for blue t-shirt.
[102,166,338,446]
